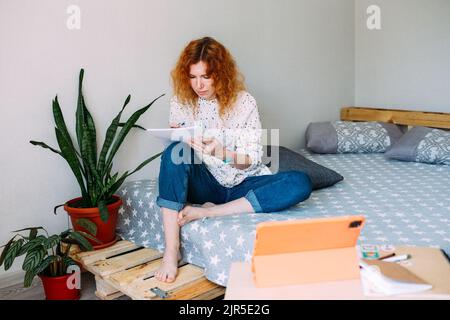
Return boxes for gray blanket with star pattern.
[116,149,450,286]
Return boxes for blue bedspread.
[116,149,450,286]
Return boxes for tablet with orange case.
[251,215,365,287]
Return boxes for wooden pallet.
[67,240,225,300]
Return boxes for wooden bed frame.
[341,107,450,129]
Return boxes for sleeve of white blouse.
[169,96,189,126]
[234,93,264,170]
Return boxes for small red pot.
[64,195,122,249]
[39,273,80,300]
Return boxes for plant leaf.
[0,235,18,267]
[29,141,62,155]
[103,93,164,176]
[54,203,65,215]
[81,126,101,188]
[68,231,95,251]
[3,239,24,271]
[18,238,44,256]
[98,200,109,222]
[59,229,71,239]
[75,69,93,205]
[98,95,131,175]
[127,152,162,177]
[34,255,56,275]
[55,126,89,200]
[75,69,86,155]
[22,247,46,271]
[44,235,60,250]
[105,171,128,199]
[11,227,45,233]
[74,231,101,245]
[107,152,162,198]
[52,96,81,158]
[75,218,97,236]
[24,269,37,288]
[29,228,38,241]
[117,123,147,131]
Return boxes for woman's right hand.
[169,122,181,128]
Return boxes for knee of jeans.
[287,171,312,202]
[161,141,196,165]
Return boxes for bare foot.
[177,205,212,226]
[154,249,181,283]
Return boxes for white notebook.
[146,126,198,147]
[359,260,432,296]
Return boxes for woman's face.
[189,61,215,100]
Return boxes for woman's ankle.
[164,244,180,255]
[202,206,217,218]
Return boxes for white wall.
[355,0,450,112]
[0,0,355,279]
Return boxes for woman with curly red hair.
[154,37,312,282]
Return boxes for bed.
[116,107,450,286]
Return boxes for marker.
[378,253,395,260]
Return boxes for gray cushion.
[306,121,404,154]
[263,145,344,190]
[305,122,338,154]
[385,126,450,165]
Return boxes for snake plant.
[30,69,163,221]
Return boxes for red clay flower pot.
[64,195,122,249]
[39,273,80,300]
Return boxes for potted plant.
[0,222,98,300]
[30,69,163,249]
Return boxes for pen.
[178,122,185,127]
[381,254,410,263]
[378,253,396,260]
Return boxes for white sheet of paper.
[359,261,432,296]
[146,126,198,147]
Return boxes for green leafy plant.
[30,69,163,221]
[0,221,98,287]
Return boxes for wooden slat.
[125,264,205,300]
[341,107,450,129]
[88,247,163,277]
[95,275,121,296]
[109,259,162,287]
[192,286,226,300]
[151,277,225,300]
[77,240,139,265]
[95,290,125,300]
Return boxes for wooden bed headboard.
[341,107,450,130]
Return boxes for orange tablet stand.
[251,215,365,287]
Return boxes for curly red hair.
[171,37,246,117]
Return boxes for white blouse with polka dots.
[169,91,272,188]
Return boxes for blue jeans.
[156,142,312,213]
